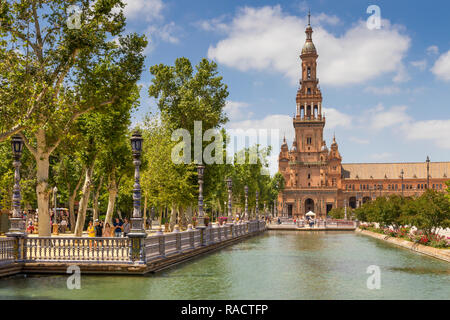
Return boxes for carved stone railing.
[0,237,16,266]
[25,237,133,264]
[143,220,266,262]
[1,220,266,268]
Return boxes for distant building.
[278,14,449,219]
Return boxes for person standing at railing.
[113,218,123,237]
[60,218,67,233]
[123,218,130,237]
[87,221,96,248]
[103,223,113,237]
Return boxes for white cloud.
[401,120,450,149]
[410,59,427,71]
[426,45,439,56]
[206,6,410,86]
[322,107,352,129]
[431,50,450,81]
[121,0,164,21]
[364,86,401,95]
[224,100,253,121]
[360,104,411,130]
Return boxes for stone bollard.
[156,227,165,257]
[187,224,194,248]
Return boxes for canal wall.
[356,228,450,263]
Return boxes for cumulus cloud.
[364,104,411,130]
[121,0,164,21]
[401,120,450,149]
[431,50,450,81]
[224,100,253,121]
[322,108,352,129]
[206,6,410,86]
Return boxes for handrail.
[5,220,266,266]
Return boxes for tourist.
[95,219,103,237]
[113,218,123,237]
[26,221,34,234]
[146,216,151,230]
[103,223,113,237]
[87,221,95,248]
[123,218,130,237]
[60,218,67,233]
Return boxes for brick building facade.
[277,15,449,219]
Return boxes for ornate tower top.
[295,12,323,121]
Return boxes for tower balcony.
[294,114,325,122]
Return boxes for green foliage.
[358,187,450,236]
[148,57,229,133]
[328,207,345,219]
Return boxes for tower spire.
[308,9,311,26]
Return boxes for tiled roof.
[341,162,450,180]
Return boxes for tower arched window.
[307,67,311,79]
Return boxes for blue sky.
[123,0,450,174]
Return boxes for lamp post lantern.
[244,185,248,220]
[197,164,205,227]
[426,156,430,189]
[226,177,233,222]
[255,191,259,220]
[7,134,26,236]
[128,130,146,238]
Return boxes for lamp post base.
[129,217,147,238]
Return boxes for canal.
[0,231,449,299]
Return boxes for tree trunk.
[104,172,118,226]
[74,164,95,236]
[35,152,50,236]
[169,204,176,231]
[68,172,84,232]
[186,206,193,225]
[92,176,104,222]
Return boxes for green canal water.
[0,231,449,299]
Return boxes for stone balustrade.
[0,220,266,272]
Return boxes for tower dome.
[301,11,317,55]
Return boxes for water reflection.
[0,232,449,300]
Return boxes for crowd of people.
[87,218,131,238]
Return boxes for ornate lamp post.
[197,164,205,227]
[226,177,233,222]
[52,186,59,235]
[128,130,146,238]
[244,185,249,220]
[426,156,430,189]
[7,135,26,237]
[255,190,259,220]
